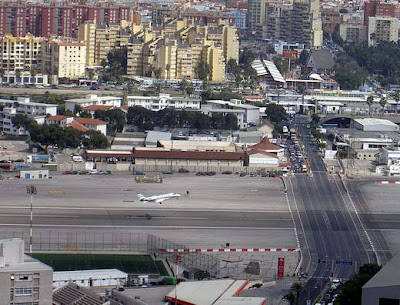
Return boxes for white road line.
[0,206,290,213]
[0,224,296,229]
[0,214,79,218]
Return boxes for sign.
[277,257,285,279]
[336,260,353,265]
[282,49,298,60]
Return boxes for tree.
[79,111,92,118]
[291,282,303,305]
[335,263,381,305]
[282,292,296,305]
[73,104,82,115]
[265,103,287,124]
[127,106,154,131]
[273,56,289,75]
[379,96,387,114]
[154,67,162,80]
[165,64,170,79]
[179,79,189,96]
[334,59,367,90]
[239,48,256,67]
[332,31,344,46]
[366,94,374,117]
[106,46,128,78]
[186,84,195,97]
[224,113,238,130]
[82,130,109,149]
[94,109,126,134]
[11,114,33,130]
[195,61,211,85]
[226,58,238,74]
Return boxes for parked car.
[196,172,205,176]
[89,169,98,175]
[222,171,232,175]
[135,170,145,175]
[178,168,189,173]
[62,171,71,175]
[205,171,216,176]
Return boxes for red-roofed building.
[247,149,279,167]
[46,116,107,134]
[249,137,284,157]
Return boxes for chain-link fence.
[0,231,148,253]
[147,234,220,277]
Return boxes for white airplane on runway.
[137,193,181,204]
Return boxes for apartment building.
[46,115,107,135]
[339,23,367,43]
[264,0,322,48]
[0,97,57,135]
[0,3,135,38]
[368,16,400,46]
[126,19,238,82]
[41,40,86,82]
[127,93,201,110]
[0,34,44,74]
[0,238,53,305]
[78,21,133,67]
[65,94,123,112]
[247,0,266,34]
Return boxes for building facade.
[0,238,53,305]
[127,93,201,111]
[368,16,400,46]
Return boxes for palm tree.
[179,79,189,97]
[393,91,400,114]
[282,291,296,305]
[379,97,387,114]
[165,64,170,79]
[366,94,374,117]
[291,282,303,305]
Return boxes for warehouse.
[354,118,399,132]
[362,253,400,305]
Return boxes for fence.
[147,234,220,277]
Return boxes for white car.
[89,169,98,175]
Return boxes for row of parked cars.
[62,170,111,175]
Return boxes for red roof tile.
[67,122,90,132]
[132,148,247,161]
[82,105,113,111]
[249,138,283,151]
[74,117,106,125]
[45,115,71,121]
[247,149,279,158]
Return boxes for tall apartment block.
[264,0,322,48]
[0,238,53,305]
[0,3,136,38]
[247,0,266,35]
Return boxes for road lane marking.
[0,224,296,229]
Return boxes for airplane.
[137,193,181,204]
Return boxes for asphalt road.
[292,116,374,304]
[0,207,293,229]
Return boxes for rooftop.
[354,118,399,127]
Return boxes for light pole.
[26,185,37,256]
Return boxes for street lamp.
[26,185,37,256]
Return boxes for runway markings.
[159,248,299,253]
[48,190,64,194]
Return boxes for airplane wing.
[155,198,166,204]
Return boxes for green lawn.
[33,253,168,275]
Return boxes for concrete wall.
[363,286,400,305]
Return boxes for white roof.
[53,269,127,281]
[354,118,398,127]
[309,73,323,81]
[318,101,344,106]
[66,96,122,104]
[251,59,285,83]
[166,280,266,305]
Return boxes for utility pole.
[174,253,182,305]
[26,185,37,256]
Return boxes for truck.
[27,155,52,163]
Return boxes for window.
[14,288,32,296]
[16,274,31,281]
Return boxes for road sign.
[277,257,285,279]
[336,260,353,265]
[307,300,311,305]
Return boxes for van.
[72,155,84,162]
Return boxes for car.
[205,171,216,176]
[135,170,145,175]
[162,171,174,174]
[239,172,246,177]
[98,170,108,175]
[89,169,98,175]
[79,170,88,175]
[105,170,112,175]
[178,168,189,173]
[196,172,205,176]
[222,171,232,175]
[71,171,78,175]
[62,171,71,175]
